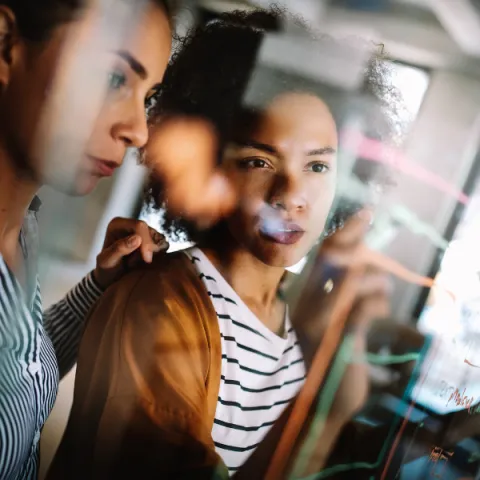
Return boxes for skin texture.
[0,2,172,196]
[223,92,338,269]
[0,3,171,283]
[194,92,338,334]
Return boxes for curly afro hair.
[144,5,403,243]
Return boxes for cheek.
[308,181,336,228]
[84,102,126,160]
[228,171,273,204]
[86,108,114,146]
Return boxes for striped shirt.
[185,248,306,474]
[0,198,103,480]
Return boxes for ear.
[0,6,16,93]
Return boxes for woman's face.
[223,92,338,268]
[0,2,171,195]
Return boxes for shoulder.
[102,251,201,305]
[92,250,216,334]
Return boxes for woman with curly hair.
[49,8,391,479]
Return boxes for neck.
[200,226,285,313]
[0,138,38,263]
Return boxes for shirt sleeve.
[43,271,103,378]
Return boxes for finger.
[323,209,373,251]
[97,234,141,269]
[137,222,156,263]
[362,246,443,292]
[117,220,152,263]
[121,221,168,263]
[148,226,168,250]
[347,292,391,334]
[355,272,393,298]
[104,217,137,246]
[122,249,145,271]
[148,227,169,252]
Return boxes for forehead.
[115,3,172,83]
[251,92,338,148]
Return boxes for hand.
[145,117,236,228]
[277,212,391,478]
[294,210,391,361]
[93,217,169,289]
[319,211,391,422]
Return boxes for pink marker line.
[341,130,470,205]
[464,358,480,368]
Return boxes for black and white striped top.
[185,248,306,474]
[0,199,103,480]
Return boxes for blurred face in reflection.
[0,2,171,195]
[223,92,338,268]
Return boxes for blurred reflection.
[5,0,478,480]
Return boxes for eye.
[307,162,330,174]
[108,70,127,90]
[145,86,161,116]
[238,158,273,170]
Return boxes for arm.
[43,271,103,378]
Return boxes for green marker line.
[354,352,421,366]
[291,335,433,480]
[290,335,356,479]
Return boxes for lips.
[259,220,305,246]
[89,156,119,177]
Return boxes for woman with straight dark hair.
[0,1,174,478]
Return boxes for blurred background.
[38,0,480,477]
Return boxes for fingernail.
[153,241,170,252]
[152,232,163,244]
[127,235,140,247]
[145,251,153,263]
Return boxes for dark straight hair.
[0,0,172,43]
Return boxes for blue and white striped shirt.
[0,199,103,480]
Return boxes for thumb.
[97,234,141,270]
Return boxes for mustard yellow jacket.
[47,252,227,479]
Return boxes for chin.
[251,242,306,269]
[72,177,100,196]
[49,173,101,197]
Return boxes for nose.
[269,172,307,213]
[112,102,149,149]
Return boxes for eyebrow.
[115,50,148,79]
[307,147,336,156]
[235,140,336,157]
